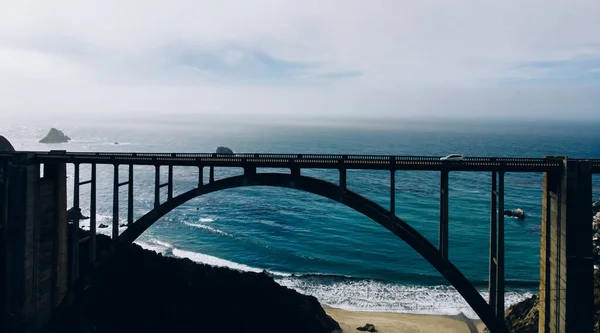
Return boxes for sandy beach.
[325,307,486,333]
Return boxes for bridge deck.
[2,151,599,172]
[2,151,589,172]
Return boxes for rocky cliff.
[46,230,340,333]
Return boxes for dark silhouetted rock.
[357,323,377,332]
[67,207,89,222]
[504,208,525,220]
[0,135,15,152]
[98,224,109,229]
[119,223,127,228]
[48,231,341,333]
[39,128,71,143]
[216,146,234,155]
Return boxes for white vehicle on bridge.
[440,154,464,161]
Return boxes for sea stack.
[39,128,71,143]
[216,146,234,155]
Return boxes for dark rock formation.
[47,231,340,333]
[39,128,71,143]
[0,135,15,152]
[504,208,525,220]
[216,146,234,155]
[98,224,108,229]
[67,207,89,222]
[357,323,377,332]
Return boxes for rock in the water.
[98,224,109,229]
[67,207,89,222]
[0,135,15,152]
[216,146,234,155]
[504,208,525,220]
[119,223,127,228]
[593,199,600,214]
[357,323,377,332]
[39,128,71,143]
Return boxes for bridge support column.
[128,165,134,226]
[71,164,80,285]
[89,164,96,264]
[488,171,505,321]
[2,154,68,333]
[209,166,215,183]
[112,165,119,239]
[439,170,449,259]
[154,165,160,208]
[198,167,203,187]
[390,171,395,217]
[339,169,346,199]
[539,159,593,333]
[168,165,173,200]
[489,172,498,314]
[495,172,505,319]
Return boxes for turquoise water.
[3,117,600,318]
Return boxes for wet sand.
[325,307,486,333]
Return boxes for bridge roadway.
[8,151,600,173]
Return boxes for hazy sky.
[1,0,600,120]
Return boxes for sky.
[1,0,600,121]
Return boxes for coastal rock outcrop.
[504,208,525,220]
[48,231,341,333]
[39,128,71,143]
[216,146,234,155]
[357,323,377,332]
[67,207,89,222]
[0,135,15,152]
[594,199,600,215]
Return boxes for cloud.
[0,0,600,119]
[499,56,600,85]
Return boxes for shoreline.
[324,306,485,333]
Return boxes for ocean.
[2,116,600,319]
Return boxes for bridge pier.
[1,154,68,333]
[539,158,593,333]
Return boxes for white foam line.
[183,221,233,237]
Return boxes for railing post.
[127,164,133,226]
[112,164,119,239]
[439,170,449,259]
[89,163,96,264]
[489,171,498,315]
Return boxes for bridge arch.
[118,173,504,332]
